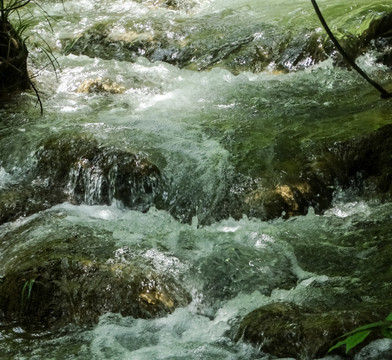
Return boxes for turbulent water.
[1,0,392,359]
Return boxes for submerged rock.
[195,243,297,305]
[61,7,392,74]
[306,124,392,202]
[355,339,392,360]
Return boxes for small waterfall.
[66,150,162,211]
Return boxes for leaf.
[344,330,371,352]
[329,312,392,354]
[337,320,388,338]
[328,339,348,353]
[27,279,35,300]
[328,330,371,353]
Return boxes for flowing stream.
[1,0,392,359]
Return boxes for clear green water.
[1,0,392,358]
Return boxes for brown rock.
[76,78,125,94]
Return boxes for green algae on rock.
[0,217,191,328]
[235,302,391,359]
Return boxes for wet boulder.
[0,184,66,224]
[234,124,392,221]
[35,132,163,211]
[0,257,190,327]
[61,5,392,74]
[235,302,390,359]
[312,124,392,199]
[243,180,333,220]
[0,220,191,328]
[0,132,164,224]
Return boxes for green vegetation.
[0,1,30,94]
[1,0,29,21]
[329,312,392,354]
[0,0,58,112]
[20,278,36,312]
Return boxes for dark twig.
[311,0,392,99]
[28,77,43,114]
[6,0,31,12]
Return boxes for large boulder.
[35,132,163,211]
[232,124,392,221]
[0,219,191,328]
[0,132,164,225]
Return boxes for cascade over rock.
[62,8,392,74]
[0,132,164,224]
[237,124,392,220]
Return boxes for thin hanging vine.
[311,0,392,99]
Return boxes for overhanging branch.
[311,0,391,99]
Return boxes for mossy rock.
[0,222,191,328]
[236,124,392,221]
[35,132,163,210]
[0,184,66,225]
[235,302,390,359]
[61,8,392,74]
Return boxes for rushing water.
[1,0,392,359]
